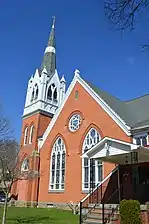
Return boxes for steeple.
[23,17,66,118]
[41,17,56,76]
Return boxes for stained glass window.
[21,158,29,171]
[69,114,81,132]
[82,128,103,190]
[50,137,66,190]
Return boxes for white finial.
[60,75,66,83]
[52,16,55,29]
[74,69,80,77]
[42,67,48,74]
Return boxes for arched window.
[24,127,28,145]
[29,125,34,144]
[31,84,38,102]
[31,90,34,102]
[47,83,58,101]
[47,85,52,100]
[82,128,102,190]
[53,88,57,101]
[34,85,38,100]
[50,137,66,190]
[21,158,29,171]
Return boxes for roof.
[40,17,56,77]
[86,81,149,129]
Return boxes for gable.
[39,73,131,149]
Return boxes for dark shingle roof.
[86,81,149,129]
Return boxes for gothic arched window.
[31,84,38,102]
[82,128,102,190]
[24,127,28,145]
[31,90,34,102]
[21,158,29,171]
[29,125,34,144]
[47,83,57,101]
[47,85,52,100]
[34,85,39,100]
[50,137,66,190]
[53,88,57,101]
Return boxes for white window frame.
[49,137,66,191]
[47,83,58,102]
[133,133,148,146]
[24,127,28,145]
[29,125,34,144]
[69,114,81,132]
[21,158,29,171]
[82,128,103,191]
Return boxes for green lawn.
[0,206,79,224]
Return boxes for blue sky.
[0,0,149,141]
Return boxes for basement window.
[133,134,148,147]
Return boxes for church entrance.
[119,162,149,204]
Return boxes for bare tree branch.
[104,0,149,31]
[0,111,39,224]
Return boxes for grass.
[0,206,79,224]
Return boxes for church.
[14,17,149,214]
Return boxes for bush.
[119,199,141,224]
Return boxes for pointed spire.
[41,16,56,77]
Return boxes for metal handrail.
[79,167,118,224]
[81,166,118,203]
[81,184,104,222]
[102,188,119,224]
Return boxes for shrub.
[119,199,141,224]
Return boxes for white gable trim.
[39,73,131,149]
[82,137,137,159]
[77,76,131,135]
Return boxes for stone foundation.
[14,200,76,211]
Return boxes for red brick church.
[14,18,149,217]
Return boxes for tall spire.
[41,16,56,76]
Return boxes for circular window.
[69,114,81,132]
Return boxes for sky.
[0,0,149,142]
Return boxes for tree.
[104,0,149,31]
[0,114,39,224]
[104,0,149,50]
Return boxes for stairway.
[82,204,119,224]
[80,168,120,224]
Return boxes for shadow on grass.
[7,216,54,223]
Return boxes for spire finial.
[52,16,55,29]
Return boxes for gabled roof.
[39,73,149,149]
[87,81,149,129]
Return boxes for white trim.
[49,137,66,191]
[133,132,148,146]
[29,125,34,144]
[81,137,137,159]
[24,127,28,145]
[45,46,56,54]
[82,128,103,191]
[81,166,117,203]
[21,158,29,171]
[39,74,131,149]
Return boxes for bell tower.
[15,18,66,206]
[23,17,66,118]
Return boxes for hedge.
[119,199,141,224]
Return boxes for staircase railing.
[103,188,119,224]
[79,166,118,224]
